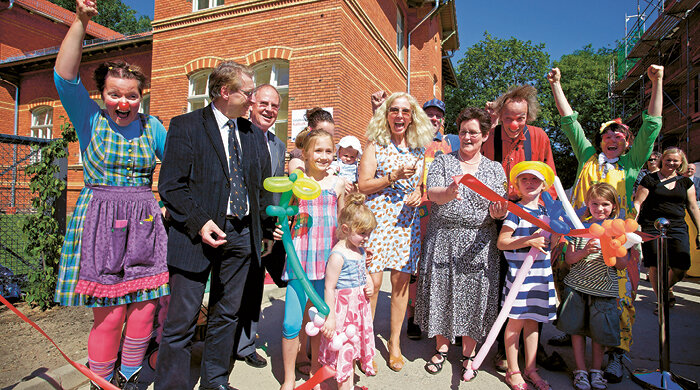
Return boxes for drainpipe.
[407,0,444,94]
[1,77,19,208]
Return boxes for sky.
[122,0,662,63]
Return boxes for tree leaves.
[48,0,151,35]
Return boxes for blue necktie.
[226,119,247,217]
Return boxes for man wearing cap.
[230,84,286,370]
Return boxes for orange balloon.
[604,256,617,267]
[610,238,621,249]
[617,234,627,245]
[602,219,613,230]
[615,246,627,257]
[625,219,639,232]
[589,223,605,237]
[611,219,626,236]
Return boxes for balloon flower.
[589,218,639,267]
[304,307,359,350]
[541,192,577,234]
[263,169,330,316]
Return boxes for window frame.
[188,70,212,113]
[193,0,224,12]
[396,7,405,63]
[252,61,290,143]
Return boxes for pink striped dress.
[282,177,339,281]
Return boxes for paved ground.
[17,274,700,390]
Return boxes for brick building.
[611,0,699,161]
[0,0,458,212]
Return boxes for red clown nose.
[118,101,130,111]
[509,122,519,131]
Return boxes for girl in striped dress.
[279,129,347,390]
[497,161,557,390]
[53,1,168,388]
[557,183,628,390]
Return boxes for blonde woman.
[358,92,433,371]
[635,147,700,309]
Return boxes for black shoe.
[547,333,572,347]
[537,350,567,372]
[200,384,236,390]
[237,351,268,368]
[406,317,422,340]
[111,367,141,390]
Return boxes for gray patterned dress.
[415,152,506,343]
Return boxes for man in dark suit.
[232,84,287,369]
[155,61,273,390]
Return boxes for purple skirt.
[75,185,168,298]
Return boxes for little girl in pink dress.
[319,192,377,389]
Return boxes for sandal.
[424,350,448,375]
[523,368,552,390]
[505,371,530,390]
[461,355,478,382]
[357,359,378,376]
[387,342,404,372]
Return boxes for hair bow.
[599,118,629,133]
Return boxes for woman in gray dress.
[415,107,508,382]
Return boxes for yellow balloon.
[264,176,294,193]
[292,177,322,200]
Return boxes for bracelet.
[387,171,395,184]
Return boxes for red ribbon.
[0,295,119,390]
[294,365,336,390]
[454,174,657,241]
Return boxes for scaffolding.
[609,0,699,158]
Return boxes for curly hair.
[94,60,147,96]
[337,192,377,238]
[455,107,492,135]
[494,84,540,123]
[365,92,433,149]
[660,147,688,175]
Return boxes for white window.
[188,71,212,113]
[253,61,289,142]
[140,93,150,116]
[194,0,224,12]
[30,107,52,162]
[397,8,405,63]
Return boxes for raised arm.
[547,68,574,117]
[55,0,98,81]
[647,65,664,117]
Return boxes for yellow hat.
[509,161,554,189]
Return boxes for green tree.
[49,0,151,35]
[543,46,615,187]
[444,32,552,134]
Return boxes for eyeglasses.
[388,107,411,117]
[238,89,254,99]
[648,158,658,162]
[459,130,482,139]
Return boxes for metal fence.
[0,134,53,279]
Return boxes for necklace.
[458,151,481,165]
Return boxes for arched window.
[30,106,52,162]
[188,70,212,113]
[253,61,289,142]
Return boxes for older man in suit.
[232,84,287,369]
[156,61,273,390]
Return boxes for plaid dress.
[282,177,339,281]
[54,112,169,307]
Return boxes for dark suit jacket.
[266,130,287,204]
[159,104,273,273]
